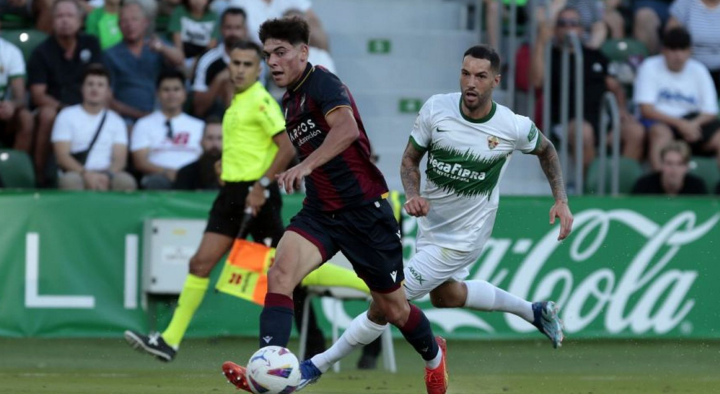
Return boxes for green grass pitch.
[1,338,719,394]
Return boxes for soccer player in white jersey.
[294,44,574,392]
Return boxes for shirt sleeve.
[50,109,72,143]
[514,114,542,154]
[257,95,286,137]
[108,112,129,145]
[86,35,102,63]
[168,6,183,33]
[192,56,210,92]
[6,43,26,79]
[27,44,48,86]
[130,119,151,151]
[409,98,434,153]
[633,59,657,105]
[85,9,100,36]
[311,70,352,116]
[669,0,689,23]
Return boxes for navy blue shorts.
[287,199,404,293]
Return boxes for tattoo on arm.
[534,136,568,202]
[401,141,425,199]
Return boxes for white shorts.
[402,244,484,301]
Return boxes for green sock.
[162,274,209,348]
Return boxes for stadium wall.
[0,192,718,340]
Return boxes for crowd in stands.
[0,0,719,196]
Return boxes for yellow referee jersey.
[221,81,285,182]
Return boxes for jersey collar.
[234,81,262,100]
[290,63,314,93]
[459,98,496,123]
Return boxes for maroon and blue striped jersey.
[282,63,388,211]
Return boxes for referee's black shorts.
[205,181,284,247]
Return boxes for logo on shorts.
[390,271,398,283]
[487,136,500,150]
[408,266,425,285]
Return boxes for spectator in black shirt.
[632,140,708,195]
[173,119,222,190]
[27,0,102,186]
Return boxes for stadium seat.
[689,157,720,192]
[600,39,649,97]
[584,157,644,195]
[0,29,48,62]
[0,13,33,30]
[0,149,36,188]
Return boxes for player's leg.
[125,185,241,361]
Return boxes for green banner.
[0,192,718,339]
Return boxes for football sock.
[397,303,439,366]
[310,311,385,373]
[162,274,209,348]
[259,292,294,348]
[464,280,534,323]
[426,346,443,369]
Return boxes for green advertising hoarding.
[0,192,718,339]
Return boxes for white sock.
[310,311,386,373]
[426,346,443,369]
[464,280,534,323]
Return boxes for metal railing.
[597,92,622,195]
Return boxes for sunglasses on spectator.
[557,19,581,27]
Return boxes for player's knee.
[189,254,213,278]
[266,263,297,295]
[430,289,465,309]
[379,302,410,327]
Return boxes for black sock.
[259,292,294,348]
[397,303,439,361]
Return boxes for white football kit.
[403,93,541,300]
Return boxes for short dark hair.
[258,16,309,45]
[663,27,692,50]
[463,45,501,74]
[205,115,223,125]
[221,6,246,25]
[156,68,186,89]
[82,63,110,84]
[230,40,263,59]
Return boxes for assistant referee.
[123,41,294,362]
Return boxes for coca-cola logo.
[320,209,718,336]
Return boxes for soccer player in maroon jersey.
[221,17,449,394]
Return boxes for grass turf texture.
[1,338,718,394]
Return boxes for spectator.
[191,7,248,119]
[0,0,54,33]
[85,0,123,50]
[632,140,707,194]
[539,0,608,49]
[633,0,673,54]
[104,1,184,125]
[0,22,33,154]
[227,0,328,50]
[173,119,222,190]
[28,0,102,186]
[169,0,219,70]
[131,69,204,190]
[532,7,645,172]
[667,0,720,91]
[634,27,720,170]
[51,64,136,191]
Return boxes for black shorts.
[287,199,404,293]
[205,181,284,247]
[669,113,720,156]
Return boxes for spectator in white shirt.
[634,27,720,170]
[51,63,137,191]
[131,69,204,189]
[0,27,33,155]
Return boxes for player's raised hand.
[549,200,573,240]
[277,163,311,194]
[404,196,430,217]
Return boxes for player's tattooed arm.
[400,141,425,199]
[533,134,567,202]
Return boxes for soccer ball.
[246,346,302,394]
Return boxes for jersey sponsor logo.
[288,118,320,146]
[528,124,538,142]
[427,146,507,197]
[487,136,499,150]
